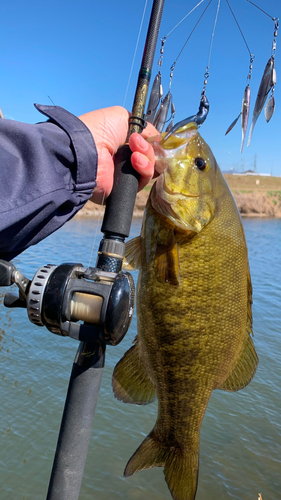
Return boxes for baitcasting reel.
[0,255,135,346]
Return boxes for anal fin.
[218,264,258,392]
[112,339,156,405]
[218,335,258,392]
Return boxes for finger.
[130,151,154,192]
[129,133,155,165]
[141,122,159,138]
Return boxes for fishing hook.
[164,95,209,140]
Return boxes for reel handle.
[0,259,16,286]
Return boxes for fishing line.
[85,108,111,270]
[47,95,56,106]
[123,0,148,108]
[88,1,149,268]
[86,2,149,268]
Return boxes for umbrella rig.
[144,0,279,152]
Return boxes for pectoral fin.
[122,236,142,271]
[112,338,156,405]
[155,232,180,286]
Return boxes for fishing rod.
[0,1,165,499]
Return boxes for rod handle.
[101,144,139,238]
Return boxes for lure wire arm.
[147,0,213,131]
[163,0,216,135]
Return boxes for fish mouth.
[151,184,202,232]
[156,174,199,204]
[161,122,198,149]
[163,182,199,198]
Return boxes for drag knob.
[104,272,135,346]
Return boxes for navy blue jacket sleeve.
[0,104,98,260]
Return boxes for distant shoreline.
[75,174,281,220]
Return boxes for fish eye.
[194,157,207,170]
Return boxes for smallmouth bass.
[112,123,258,500]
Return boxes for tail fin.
[164,449,199,500]
[124,430,199,500]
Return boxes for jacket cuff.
[34,103,98,190]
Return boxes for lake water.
[0,217,280,500]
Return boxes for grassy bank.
[76,174,281,219]
[224,174,281,217]
[223,173,281,192]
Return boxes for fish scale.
[112,123,258,500]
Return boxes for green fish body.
[112,123,258,500]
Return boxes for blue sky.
[0,0,280,175]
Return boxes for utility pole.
[253,154,257,172]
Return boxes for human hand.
[79,106,158,204]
